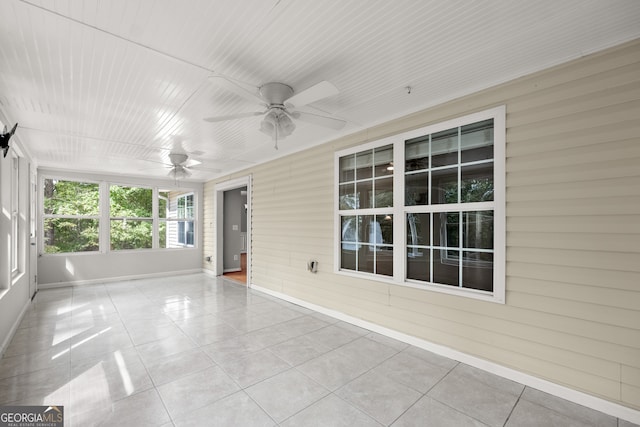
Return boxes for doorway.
[215,176,251,286]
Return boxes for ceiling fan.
[204,76,346,148]
[145,152,219,180]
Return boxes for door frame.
[214,175,252,287]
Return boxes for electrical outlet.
[234,254,239,261]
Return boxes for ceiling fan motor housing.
[168,153,189,165]
[259,82,294,105]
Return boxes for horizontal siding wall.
[203,39,640,411]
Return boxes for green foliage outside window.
[109,185,153,250]
[43,180,100,253]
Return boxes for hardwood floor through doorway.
[223,253,247,285]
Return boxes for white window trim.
[40,176,199,255]
[168,192,195,248]
[335,106,505,303]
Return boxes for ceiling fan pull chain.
[274,123,279,150]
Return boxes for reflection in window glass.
[461,163,493,203]
[431,127,458,167]
[431,167,458,204]
[339,214,393,277]
[405,135,429,172]
[374,177,393,208]
[461,119,493,163]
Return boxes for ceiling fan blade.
[285,81,339,108]
[184,158,202,167]
[292,110,346,130]
[203,111,264,123]
[190,165,222,173]
[209,75,265,105]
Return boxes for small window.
[159,190,195,248]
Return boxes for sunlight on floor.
[52,326,112,360]
[114,350,135,396]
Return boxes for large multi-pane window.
[43,179,100,253]
[42,179,198,254]
[336,107,505,302]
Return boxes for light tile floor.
[0,274,637,427]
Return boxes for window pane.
[463,211,493,249]
[407,213,430,246]
[158,193,168,219]
[377,214,393,245]
[185,195,194,219]
[356,150,373,180]
[357,246,374,274]
[461,163,493,202]
[341,216,357,243]
[431,127,458,167]
[177,196,185,218]
[358,215,375,244]
[178,221,185,244]
[44,218,99,253]
[376,246,393,276]
[374,145,393,177]
[431,167,458,204]
[110,219,152,250]
[44,179,99,215]
[405,135,429,172]
[159,221,167,248]
[462,251,493,291]
[407,248,430,282]
[405,172,428,206]
[341,244,357,270]
[433,249,459,286]
[374,177,393,208]
[186,221,194,245]
[110,185,152,217]
[434,212,459,247]
[339,154,355,183]
[461,119,493,163]
[339,183,356,210]
[355,180,373,209]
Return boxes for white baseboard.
[37,269,204,289]
[251,283,640,425]
[0,298,31,359]
[202,268,217,278]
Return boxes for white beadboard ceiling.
[1,0,639,181]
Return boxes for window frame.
[10,153,20,276]
[41,177,102,255]
[108,183,154,251]
[334,106,505,303]
[160,191,196,248]
[40,176,199,256]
